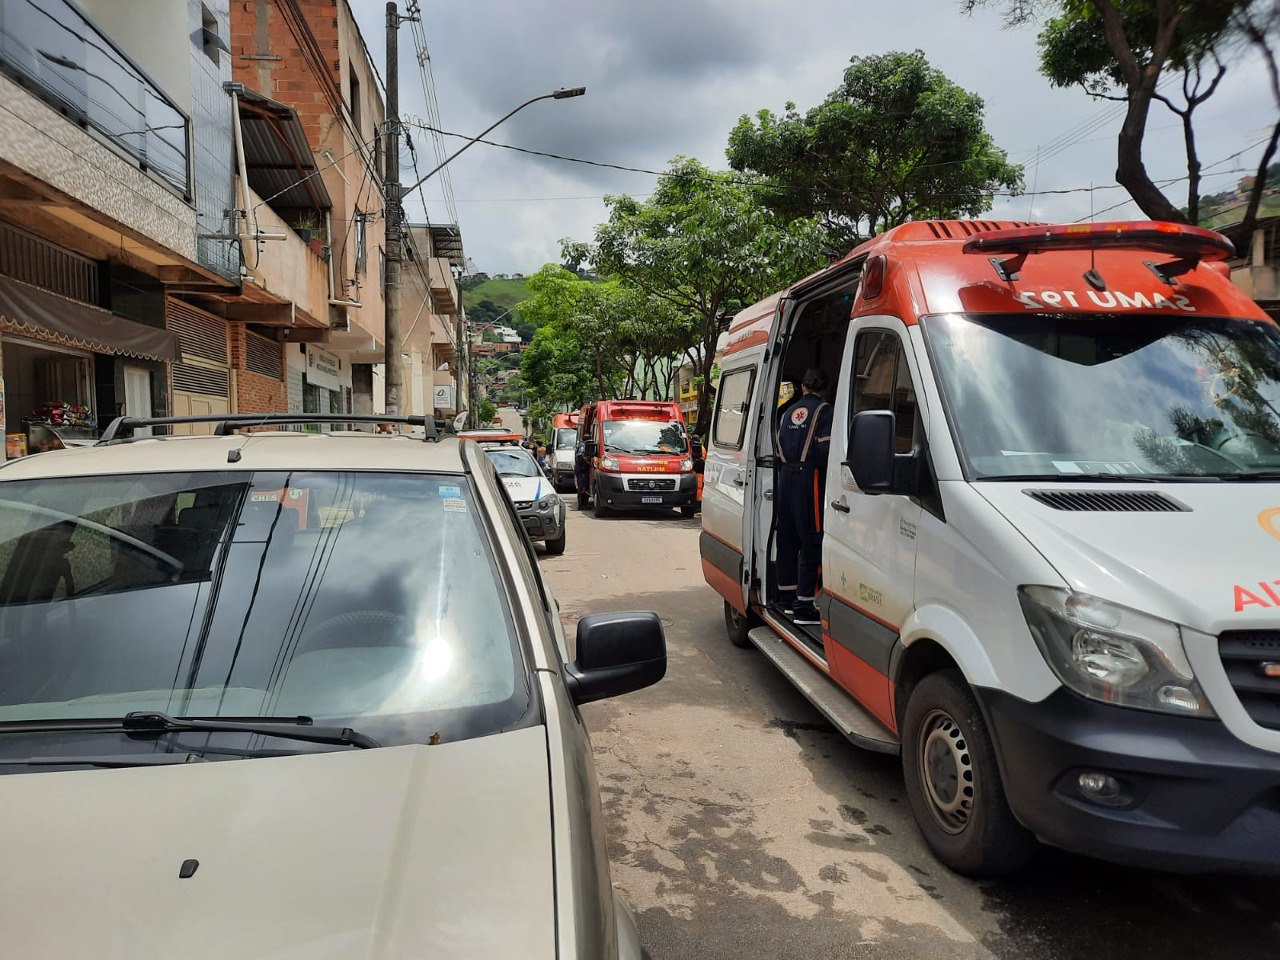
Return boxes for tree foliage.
[968,0,1279,238]
[726,50,1023,250]
[564,157,830,431]
[517,264,694,412]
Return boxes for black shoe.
[777,590,796,615]
[792,602,820,625]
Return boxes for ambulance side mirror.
[847,410,895,493]
[583,438,598,458]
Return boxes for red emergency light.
[962,221,1234,285]
[963,221,1234,260]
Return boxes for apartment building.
[1230,215,1280,322]
[229,0,389,418]
[0,0,237,453]
[399,222,465,419]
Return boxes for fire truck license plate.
[642,495,663,504]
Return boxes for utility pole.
[383,2,403,416]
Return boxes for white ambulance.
[700,219,1280,876]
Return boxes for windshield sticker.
[1050,460,1141,475]
[438,485,461,498]
[1017,290,1196,312]
[442,498,468,513]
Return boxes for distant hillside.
[461,276,530,312]
[1199,164,1280,230]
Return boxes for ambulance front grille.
[1024,490,1189,512]
[627,478,676,492]
[1219,631,1280,730]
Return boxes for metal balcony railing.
[0,0,190,196]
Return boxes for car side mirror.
[847,410,895,493]
[690,437,704,459]
[583,439,599,458]
[565,611,666,705]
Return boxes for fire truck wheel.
[901,669,1037,877]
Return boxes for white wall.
[78,0,194,112]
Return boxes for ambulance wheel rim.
[919,708,974,835]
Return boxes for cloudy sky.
[352,0,1272,275]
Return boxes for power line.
[403,118,1262,207]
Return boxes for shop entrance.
[2,337,96,455]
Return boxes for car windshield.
[554,428,576,450]
[602,419,687,455]
[485,447,541,477]
[0,471,531,750]
[922,312,1280,480]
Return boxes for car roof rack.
[98,413,439,444]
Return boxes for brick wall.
[230,0,340,151]
[228,324,286,413]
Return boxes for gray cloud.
[353,0,1273,273]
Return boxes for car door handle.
[732,475,746,487]
[831,498,850,513]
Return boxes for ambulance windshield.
[602,419,688,455]
[922,312,1280,480]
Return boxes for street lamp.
[401,86,586,194]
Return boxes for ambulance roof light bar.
[962,221,1235,285]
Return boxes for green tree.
[726,50,1023,251]
[517,264,691,402]
[968,0,1278,237]
[477,396,497,426]
[564,157,830,431]
[520,324,597,414]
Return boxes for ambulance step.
[748,625,900,755]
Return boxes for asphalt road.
[536,497,1280,960]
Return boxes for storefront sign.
[306,346,341,392]
[433,384,454,410]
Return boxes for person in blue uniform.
[775,369,833,625]
[574,435,591,498]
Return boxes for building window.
[349,66,361,134]
[354,211,367,272]
[199,5,222,65]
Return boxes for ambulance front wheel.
[901,669,1037,877]
[724,601,758,648]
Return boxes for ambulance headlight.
[600,455,620,472]
[1018,586,1214,717]
[680,458,693,473]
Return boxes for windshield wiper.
[972,476,1213,483]
[0,712,380,749]
[1209,470,1280,481]
[123,712,380,749]
[0,752,208,768]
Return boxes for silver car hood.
[0,726,555,960]
[976,482,1280,635]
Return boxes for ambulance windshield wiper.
[1212,470,1280,482]
[982,473,1169,482]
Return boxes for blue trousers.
[776,463,823,600]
